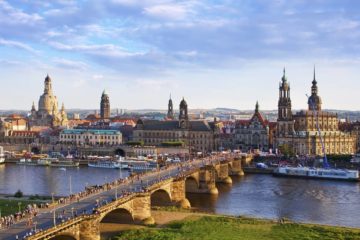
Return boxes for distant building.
[59,129,122,146]
[276,68,356,155]
[100,90,110,119]
[133,98,220,153]
[234,102,273,151]
[29,75,68,128]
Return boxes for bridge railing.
[26,214,96,240]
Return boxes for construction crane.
[306,94,330,168]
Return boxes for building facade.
[276,68,356,155]
[59,129,122,146]
[234,102,272,151]
[29,75,68,128]
[133,98,220,153]
[100,90,110,119]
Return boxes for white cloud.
[0,38,39,54]
[53,58,88,70]
[48,41,145,58]
[143,4,190,20]
[0,0,42,25]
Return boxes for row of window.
[60,134,120,140]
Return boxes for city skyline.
[1,0,360,110]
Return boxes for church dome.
[308,94,322,110]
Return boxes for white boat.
[350,154,360,163]
[49,159,79,167]
[273,166,359,181]
[0,146,5,164]
[88,161,121,169]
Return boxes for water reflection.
[187,175,360,228]
[0,164,129,197]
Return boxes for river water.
[0,164,359,228]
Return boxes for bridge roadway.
[0,155,231,240]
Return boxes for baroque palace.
[133,97,221,153]
[276,68,356,155]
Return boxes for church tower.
[100,90,110,119]
[167,94,174,119]
[307,67,322,111]
[179,97,189,128]
[277,68,294,138]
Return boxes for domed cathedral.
[29,75,68,128]
[100,90,110,119]
[275,68,356,156]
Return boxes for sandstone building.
[133,97,220,153]
[29,75,68,128]
[276,68,356,155]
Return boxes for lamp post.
[51,192,55,205]
[53,209,56,227]
[71,207,74,218]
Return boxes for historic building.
[166,95,174,120]
[234,102,273,151]
[100,90,110,119]
[276,68,356,155]
[59,129,122,146]
[133,98,220,153]
[29,75,68,128]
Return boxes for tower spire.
[313,65,316,83]
[255,101,259,113]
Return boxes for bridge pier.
[229,158,244,176]
[171,179,191,208]
[132,194,155,225]
[215,162,233,184]
[198,166,219,195]
[79,218,100,240]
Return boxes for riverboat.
[0,146,5,164]
[88,161,121,169]
[128,161,158,173]
[273,166,359,181]
[49,159,79,167]
[17,158,54,166]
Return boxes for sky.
[0,0,360,111]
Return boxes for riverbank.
[107,210,360,240]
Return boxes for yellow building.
[276,68,356,156]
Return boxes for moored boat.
[49,159,79,167]
[88,161,121,169]
[273,166,359,181]
[0,146,5,164]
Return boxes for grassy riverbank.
[0,199,44,216]
[110,213,360,240]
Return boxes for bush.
[14,190,23,198]
[161,141,184,147]
[126,141,144,146]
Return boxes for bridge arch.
[100,207,134,224]
[31,146,40,154]
[151,189,172,206]
[114,148,125,157]
[49,234,77,240]
[185,176,199,192]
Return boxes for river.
[0,164,359,228]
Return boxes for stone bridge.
[27,157,244,240]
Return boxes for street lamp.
[51,192,55,205]
[71,207,74,218]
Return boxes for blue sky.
[0,0,359,110]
